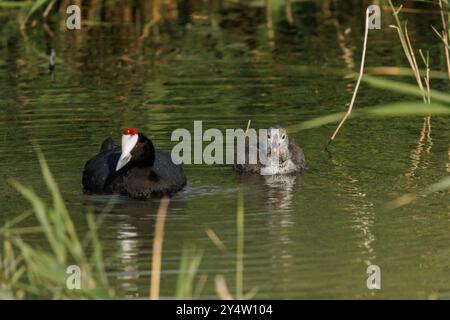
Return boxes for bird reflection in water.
[264,174,302,212]
[82,195,186,298]
[235,172,303,297]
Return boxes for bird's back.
[288,140,306,172]
[232,136,262,174]
[123,149,186,199]
[82,138,124,193]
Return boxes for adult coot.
[82,128,186,199]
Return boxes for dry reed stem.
[285,0,294,25]
[388,1,428,103]
[245,120,251,134]
[385,193,416,210]
[327,7,370,145]
[438,0,450,78]
[243,287,259,300]
[206,228,226,252]
[43,0,57,19]
[404,23,427,103]
[215,275,233,300]
[236,192,244,300]
[266,0,275,47]
[150,196,170,299]
[419,50,431,104]
[152,0,161,25]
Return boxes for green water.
[1,1,449,299]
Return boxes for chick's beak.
[271,139,279,156]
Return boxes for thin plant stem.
[328,7,370,145]
[215,275,233,300]
[206,228,226,252]
[404,23,426,103]
[150,196,170,299]
[236,191,244,300]
[43,0,57,19]
[388,0,427,103]
[245,120,251,134]
[266,0,275,47]
[152,0,161,25]
[438,0,450,78]
[285,0,293,25]
[419,49,431,104]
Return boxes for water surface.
[1,0,449,299]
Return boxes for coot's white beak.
[116,134,138,171]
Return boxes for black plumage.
[82,131,186,199]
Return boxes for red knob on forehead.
[123,128,139,135]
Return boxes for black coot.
[82,128,186,199]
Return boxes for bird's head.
[267,126,289,161]
[116,128,155,171]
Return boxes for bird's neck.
[133,135,155,167]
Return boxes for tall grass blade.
[288,101,450,132]
[175,245,203,299]
[363,76,450,104]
